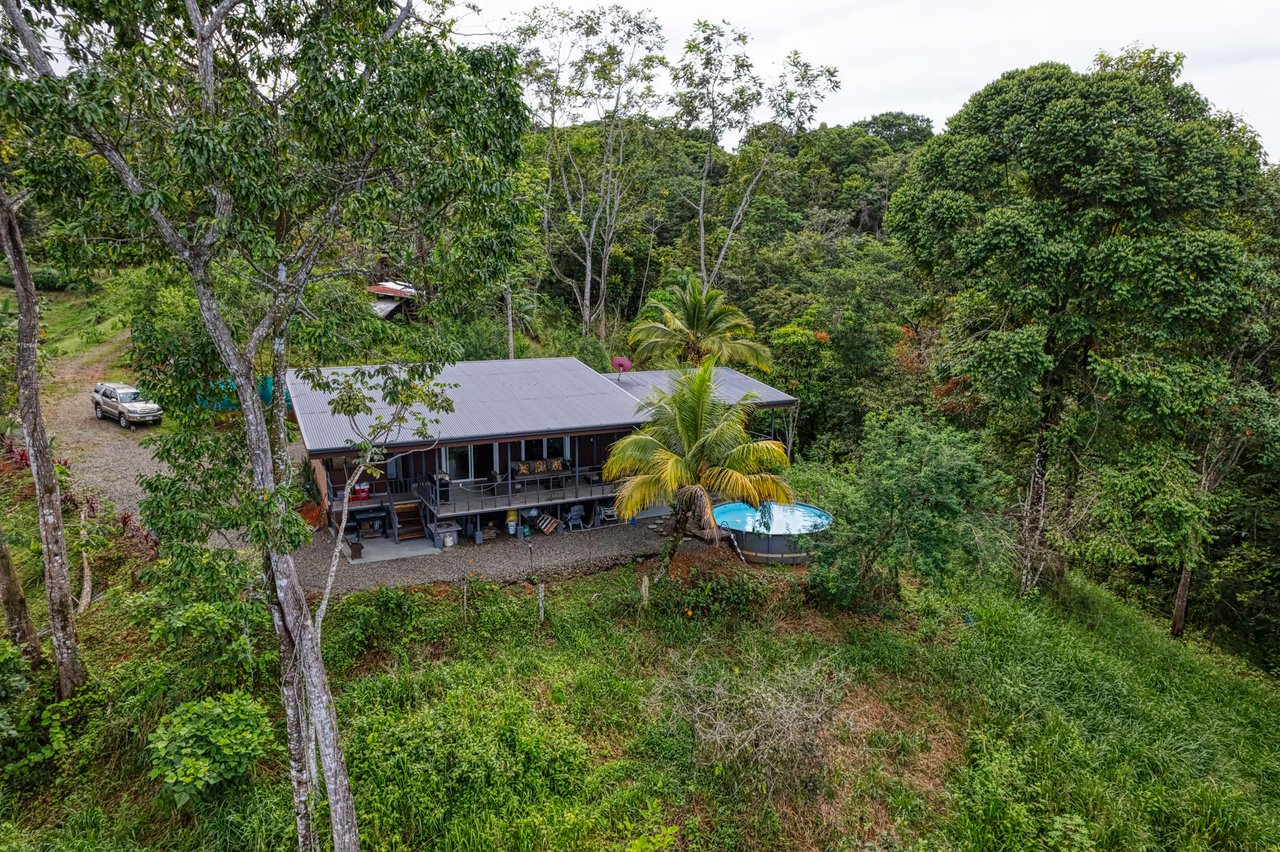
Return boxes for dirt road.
[42,335,162,515]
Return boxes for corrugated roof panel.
[287,358,797,455]
[612,368,797,408]
[288,357,645,454]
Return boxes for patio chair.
[565,504,587,531]
[598,505,618,525]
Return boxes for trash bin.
[506,509,518,536]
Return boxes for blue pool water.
[712,502,833,536]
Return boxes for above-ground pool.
[712,501,833,564]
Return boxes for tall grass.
[4,557,1278,850]
[928,577,1280,850]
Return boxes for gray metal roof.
[611,368,797,409]
[287,358,795,455]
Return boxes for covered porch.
[317,430,629,551]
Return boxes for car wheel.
[119,413,129,429]
[94,404,103,420]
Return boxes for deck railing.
[414,467,616,518]
[327,477,414,502]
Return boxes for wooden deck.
[420,476,617,520]
[332,474,618,525]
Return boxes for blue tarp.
[198,377,293,411]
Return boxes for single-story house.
[286,357,795,548]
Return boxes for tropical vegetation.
[604,361,792,570]
[627,272,772,370]
[0,1,1277,849]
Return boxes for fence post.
[538,582,545,625]
[641,574,649,608]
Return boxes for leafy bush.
[650,569,769,621]
[797,409,1010,606]
[0,265,73,291]
[346,688,591,848]
[147,691,274,806]
[0,641,26,740]
[321,586,445,676]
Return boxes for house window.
[547,436,566,460]
[523,439,545,461]
[445,445,472,480]
[384,455,401,481]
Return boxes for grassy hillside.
[2,511,1277,851]
[0,281,130,364]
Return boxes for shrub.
[0,265,73,291]
[798,409,1010,606]
[321,586,444,676]
[650,569,768,621]
[147,691,274,806]
[0,641,26,740]
[347,688,592,848]
[655,650,847,798]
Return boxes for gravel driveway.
[42,335,163,515]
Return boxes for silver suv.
[93,382,163,428]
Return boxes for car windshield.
[118,391,142,403]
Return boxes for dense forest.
[0,1,1278,850]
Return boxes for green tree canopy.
[887,49,1264,590]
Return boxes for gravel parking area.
[292,521,701,593]
[43,336,163,515]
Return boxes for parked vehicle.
[92,382,163,427]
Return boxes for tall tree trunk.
[267,556,320,852]
[1018,430,1051,594]
[0,526,43,667]
[1050,467,1079,586]
[266,326,321,852]
[581,250,594,338]
[76,505,92,614]
[208,334,356,850]
[505,282,515,360]
[0,195,85,698]
[659,508,689,578]
[1170,561,1192,639]
[1170,534,1197,639]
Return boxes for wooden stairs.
[390,501,428,542]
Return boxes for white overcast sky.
[462,0,1280,159]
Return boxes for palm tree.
[628,271,772,371]
[604,361,792,572]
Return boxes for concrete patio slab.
[345,536,441,563]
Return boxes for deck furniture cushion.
[510,458,569,479]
